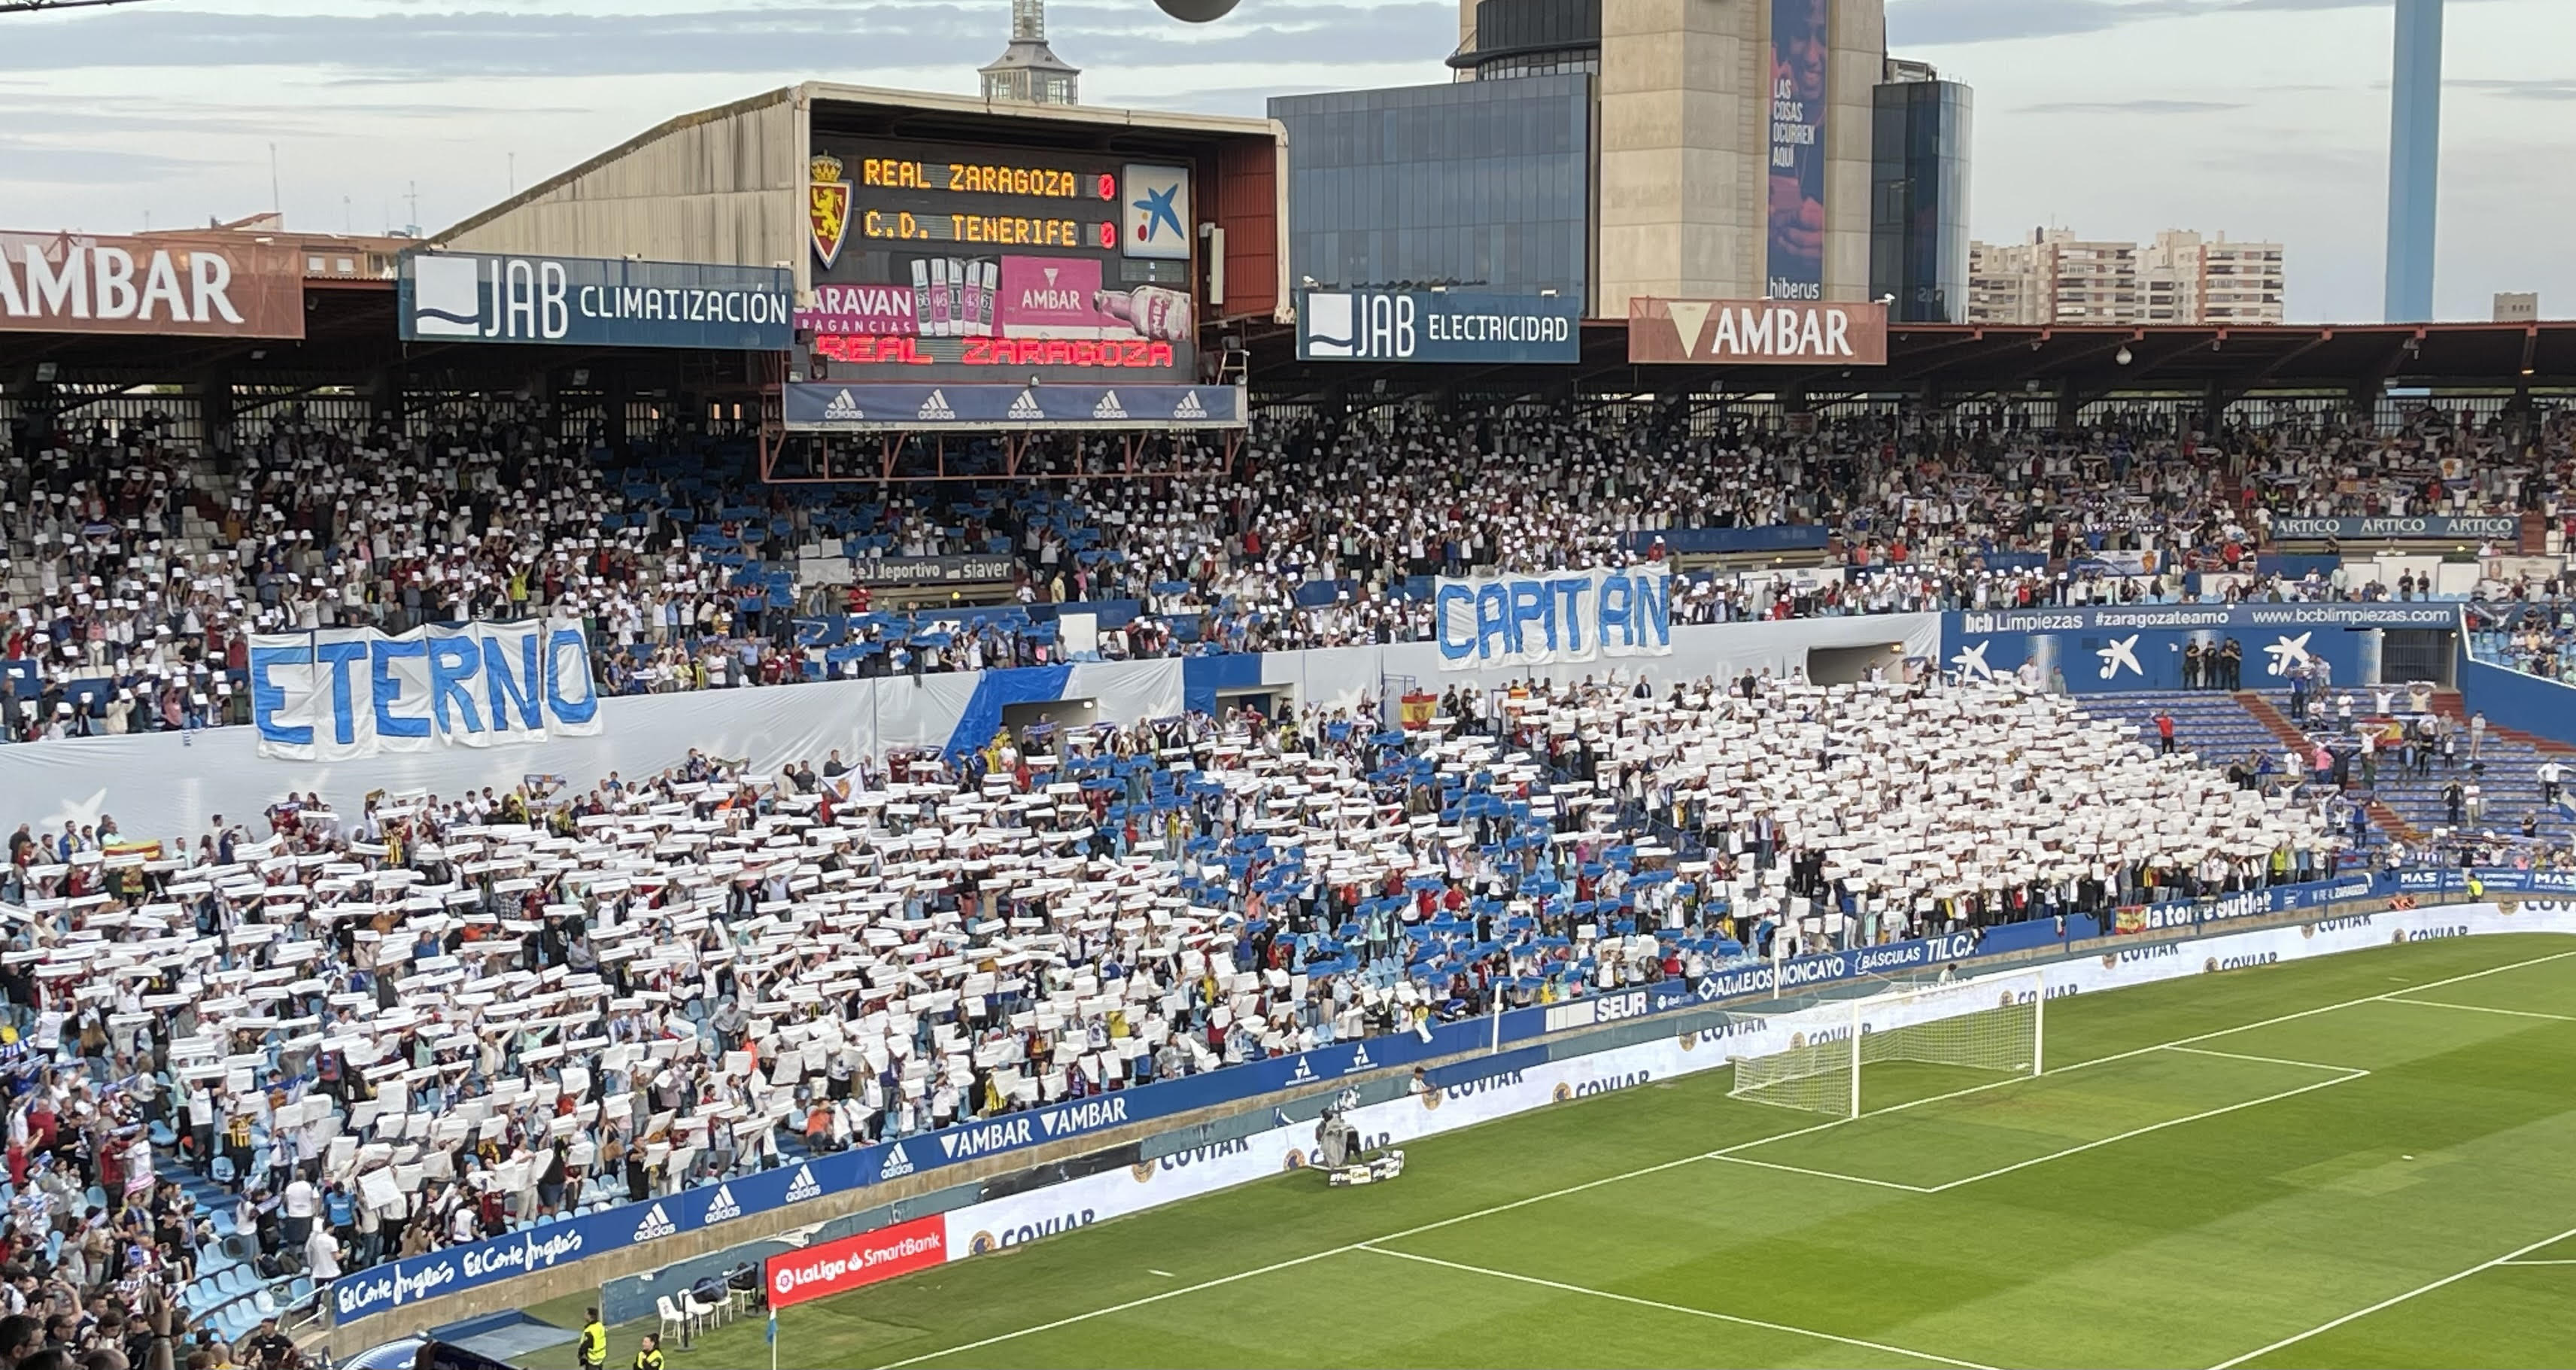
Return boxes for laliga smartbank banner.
[766,1216,946,1308]
[1628,297,1888,366]
[928,900,2567,1274]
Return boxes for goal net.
[1728,970,2044,1119]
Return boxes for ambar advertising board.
[399,252,792,349]
[1296,289,1581,363]
[0,230,305,339]
[803,138,1197,385]
[1628,298,1887,366]
[1766,0,1830,301]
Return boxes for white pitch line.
[873,946,2576,1369]
[2498,1258,2576,1266]
[1354,1244,2000,1370]
[2380,997,2576,1022]
[1922,1071,2368,1193]
[2069,948,2576,1074]
[1147,1268,1176,1277]
[2159,1044,2369,1074]
[1707,1153,1936,1192]
[2205,1224,2576,1369]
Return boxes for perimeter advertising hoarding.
[1767,0,1830,301]
[1627,298,1887,366]
[1296,289,1581,363]
[765,1215,946,1310]
[0,230,304,339]
[399,252,792,349]
[781,381,1244,432]
[803,138,1196,385]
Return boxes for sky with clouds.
[4,0,2569,323]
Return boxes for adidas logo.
[783,1165,822,1203]
[701,1186,740,1224]
[822,389,863,421]
[1172,390,1207,420]
[630,1202,677,1241]
[1091,390,1126,421]
[879,1141,915,1180]
[1007,389,1044,421]
[916,389,956,421]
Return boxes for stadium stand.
[5,402,2568,745]
[0,666,2355,1295]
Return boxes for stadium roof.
[435,82,1279,251]
[1241,319,2576,402]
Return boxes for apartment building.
[1968,226,2283,324]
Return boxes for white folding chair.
[656,1294,690,1346]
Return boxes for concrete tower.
[2383,0,2441,322]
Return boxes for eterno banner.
[766,1216,946,1310]
[1628,298,1887,366]
[0,231,305,339]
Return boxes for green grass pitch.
[527,934,2576,1369]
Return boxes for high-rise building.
[1967,228,2283,325]
[2384,0,2443,321]
[2142,230,2286,325]
[980,0,1080,107]
[1869,58,1972,323]
[1274,0,1889,317]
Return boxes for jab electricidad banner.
[248,621,602,761]
[1432,567,1673,671]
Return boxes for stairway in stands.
[2076,688,2576,851]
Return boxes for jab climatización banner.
[1433,567,1673,672]
[248,621,602,761]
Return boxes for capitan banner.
[248,621,603,761]
[781,382,1247,432]
[0,230,305,339]
[1433,567,1674,671]
[1627,297,1888,366]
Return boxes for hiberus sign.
[1434,567,1673,671]
[1297,289,1581,363]
[400,251,793,350]
[248,621,603,761]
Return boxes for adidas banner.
[781,381,1246,432]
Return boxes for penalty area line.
[2205,1224,2576,1369]
[1355,1244,2002,1370]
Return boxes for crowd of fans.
[4,402,2568,742]
[0,669,2348,1324]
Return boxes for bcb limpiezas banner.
[1432,567,1674,672]
[247,620,602,761]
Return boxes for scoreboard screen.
[803,135,1198,384]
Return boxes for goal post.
[1728,969,2046,1119]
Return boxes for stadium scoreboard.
[804,135,1198,384]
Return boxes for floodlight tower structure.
[2383,0,2443,323]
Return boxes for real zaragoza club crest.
[810,153,852,269]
